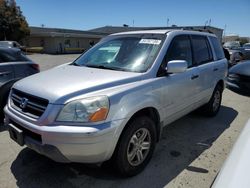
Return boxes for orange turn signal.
[89,107,108,122]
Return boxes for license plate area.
[8,123,24,146]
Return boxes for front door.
[158,35,201,123]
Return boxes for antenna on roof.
[208,19,211,26]
[167,18,169,27]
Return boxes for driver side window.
[157,35,193,77]
[166,35,193,67]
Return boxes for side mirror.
[166,60,188,73]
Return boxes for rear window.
[191,36,213,65]
[0,50,29,63]
[210,37,225,60]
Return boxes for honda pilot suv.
[4,30,227,176]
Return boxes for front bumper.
[4,105,125,163]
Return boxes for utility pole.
[167,18,169,27]
[223,24,227,37]
[204,20,208,27]
[208,19,211,26]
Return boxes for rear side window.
[0,50,29,63]
[209,37,225,60]
[191,36,213,65]
[165,35,193,67]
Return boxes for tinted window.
[0,50,29,63]
[192,36,213,65]
[165,35,193,67]
[210,36,224,60]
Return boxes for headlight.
[56,96,109,123]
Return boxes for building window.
[40,39,45,47]
[65,39,71,47]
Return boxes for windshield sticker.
[139,39,161,45]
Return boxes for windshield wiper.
[85,64,126,71]
[71,62,80,66]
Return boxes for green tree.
[0,0,30,42]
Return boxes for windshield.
[72,34,164,73]
[243,44,250,49]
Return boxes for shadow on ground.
[11,106,237,188]
[227,86,250,97]
[0,123,7,132]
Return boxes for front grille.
[239,74,250,82]
[11,89,49,118]
[227,74,240,84]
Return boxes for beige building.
[23,27,105,54]
[222,34,250,43]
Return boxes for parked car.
[0,41,25,50]
[243,43,250,49]
[227,60,250,95]
[242,43,250,60]
[228,43,250,65]
[4,30,227,176]
[212,119,250,188]
[223,41,241,50]
[229,50,244,67]
[0,47,40,122]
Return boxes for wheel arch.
[216,79,225,90]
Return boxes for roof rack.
[180,26,214,34]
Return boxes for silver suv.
[4,30,227,176]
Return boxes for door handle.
[0,71,11,77]
[191,75,199,80]
[213,68,218,71]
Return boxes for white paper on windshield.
[139,39,161,45]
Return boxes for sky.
[15,0,250,37]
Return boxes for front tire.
[113,116,157,177]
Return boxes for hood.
[229,60,250,76]
[13,65,142,104]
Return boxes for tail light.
[30,64,40,72]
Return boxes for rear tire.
[200,85,223,117]
[113,116,157,177]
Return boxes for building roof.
[30,26,106,38]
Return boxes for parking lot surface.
[0,54,249,188]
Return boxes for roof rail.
[180,27,214,34]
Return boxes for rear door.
[158,35,201,122]
[191,35,215,100]
[209,36,228,84]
